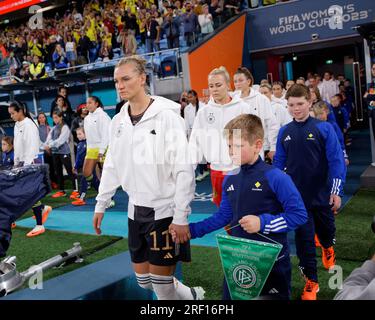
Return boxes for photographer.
[334,255,375,300]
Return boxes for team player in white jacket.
[93,55,204,300]
[189,66,254,207]
[82,96,111,198]
[319,71,339,102]
[8,101,52,237]
[259,83,293,127]
[232,67,279,162]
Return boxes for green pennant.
[216,234,282,300]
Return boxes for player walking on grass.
[93,55,205,300]
[83,96,111,201]
[8,101,52,237]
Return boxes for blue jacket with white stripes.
[189,157,308,253]
[273,116,346,209]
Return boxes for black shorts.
[128,206,191,266]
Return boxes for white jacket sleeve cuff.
[94,201,108,214]
[172,209,189,225]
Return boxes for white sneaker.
[195,174,204,182]
[191,286,205,300]
[26,225,45,237]
[371,162,375,167]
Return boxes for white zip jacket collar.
[95,96,195,225]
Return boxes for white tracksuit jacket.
[95,96,195,225]
[13,117,40,165]
[239,90,280,152]
[84,107,112,154]
[271,101,293,127]
[319,79,339,102]
[272,95,288,109]
[184,103,198,139]
[189,94,255,172]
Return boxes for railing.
[0,48,182,86]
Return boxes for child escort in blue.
[186,114,308,300]
[274,84,346,300]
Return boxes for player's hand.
[330,194,341,212]
[93,212,104,235]
[98,153,104,162]
[170,228,177,242]
[239,215,261,234]
[345,159,350,166]
[169,224,190,244]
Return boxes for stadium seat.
[159,56,177,78]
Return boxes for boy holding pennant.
[182,114,308,300]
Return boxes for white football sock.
[150,274,179,300]
[135,272,153,291]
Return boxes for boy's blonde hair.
[312,101,330,117]
[208,66,230,84]
[224,114,264,144]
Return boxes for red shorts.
[210,169,227,207]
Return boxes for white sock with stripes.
[150,274,179,300]
[135,273,153,291]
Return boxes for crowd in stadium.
[0,0,250,79]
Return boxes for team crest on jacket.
[252,181,262,192]
[207,112,215,124]
[307,133,315,141]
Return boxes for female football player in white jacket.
[232,67,279,161]
[189,66,252,207]
[92,55,204,300]
[82,96,111,199]
[8,101,52,237]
